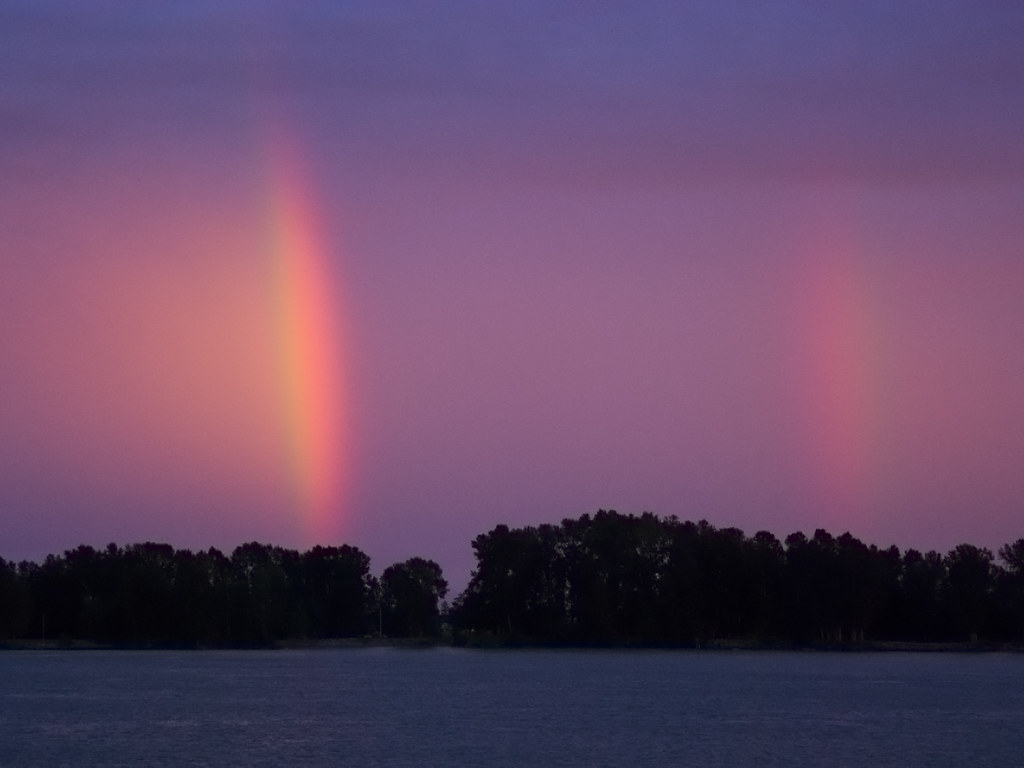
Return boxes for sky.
[3,2,1024,591]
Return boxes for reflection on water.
[2,648,1023,767]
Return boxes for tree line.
[0,542,446,646]
[452,511,1024,646]
[2,510,1023,647]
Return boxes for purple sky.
[2,2,1024,590]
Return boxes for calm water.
[2,648,1022,767]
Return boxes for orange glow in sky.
[265,135,349,544]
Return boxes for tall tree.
[301,545,375,638]
[230,543,291,644]
[944,544,995,642]
[457,524,563,639]
[0,557,30,639]
[380,558,448,637]
[997,539,1024,641]
[898,549,946,640]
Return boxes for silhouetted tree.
[693,524,751,640]
[663,519,702,642]
[457,524,563,639]
[832,534,899,642]
[747,530,785,639]
[783,531,842,642]
[28,553,81,640]
[301,545,375,638]
[6,515,1022,648]
[997,539,1024,641]
[172,547,232,646]
[381,558,448,637]
[897,549,946,640]
[230,543,290,644]
[944,544,995,642]
[117,543,178,644]
[0,557,31,639]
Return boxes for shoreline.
[2,637,1020,653]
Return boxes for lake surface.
[2,648,1022,767]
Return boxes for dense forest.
[2,510,1023,648]
[452,511,1024,646]
[0,543,446,646]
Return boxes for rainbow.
[264,133,349,543]
[800,246,884,524]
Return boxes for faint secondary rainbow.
[800,246,885,525]
[263,133,349,543]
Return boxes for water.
[2,648,1022,767]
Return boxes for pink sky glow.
[2,3,1023,589]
